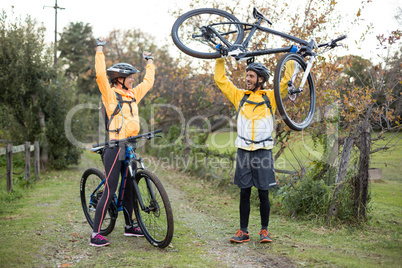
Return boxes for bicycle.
[171,7,346,131]
[80,129,174,248]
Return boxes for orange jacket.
[95,51,155,140]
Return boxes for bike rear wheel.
[172,8,244,59]
[133,170,174,248]
[273,53,316,131]
[80,168,117,236]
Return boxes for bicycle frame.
[206,18,318,92]
[210,21,308,51]
[89,144,158,216]
[125,145,160,213]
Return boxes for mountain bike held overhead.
[172,7,346,131]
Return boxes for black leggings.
[93,146,135,233]
[240,187,270,230]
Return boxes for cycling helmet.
[107,63,139,82]
[246,62,270,83]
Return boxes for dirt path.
[150,158,296,268]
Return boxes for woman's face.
[119,75,134,89]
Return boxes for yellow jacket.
[95,52,155,140]
[214,58,287,151]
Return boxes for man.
[214,57,285,243]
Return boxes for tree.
[0,10,82,169]
[58,22,97,95]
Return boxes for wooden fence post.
[25,142,31,181]
[6,143,13,193]
[34,141,40,180]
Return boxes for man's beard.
[248,81,258,91]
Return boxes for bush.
[278,178,332,220]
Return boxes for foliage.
[58,22,97,95]
[0,11,51,142]
[271,164,362,223]
[0,10,82,169]
[43,74,84,169]
[278,178,331,220]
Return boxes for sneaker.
[90,234,110,247]
[230,230,250,243]
[124,226,144,237]
[259,229,273,243]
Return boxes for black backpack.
[101,92,136,141]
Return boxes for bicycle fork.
[128,163,159,213]
[299,56,315,92]
[288,55,315,98]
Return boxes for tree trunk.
[328,137,354,218]
[32,94,48,170]
[37,106,48,170]
[355,120,371,221]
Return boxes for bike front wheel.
[273,53,316,131]
[80,168,117,236]
[133,170,174,248]
[172,8,244,59]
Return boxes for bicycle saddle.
[90,146,104,154]
[253,7,272,25]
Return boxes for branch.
[370,146,391,154]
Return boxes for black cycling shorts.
[234,148,276,190]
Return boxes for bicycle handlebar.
[93,129,163,148]
[318,35,347,49]
[333,35,347,43]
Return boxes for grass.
[0,133,400,267]
[370,132,402,182]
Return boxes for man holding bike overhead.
[90,37,155,247]
[214,55,288,243]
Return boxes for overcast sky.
[1,0,401,61]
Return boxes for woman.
[90,37,155,247]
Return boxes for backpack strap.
[235,93,274,120]
[235,94,250,120]
[262,93,275,130]
[106,92,137,134]
[117,93,136,116]
[106,92,123,134]
[237,134,273,146]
